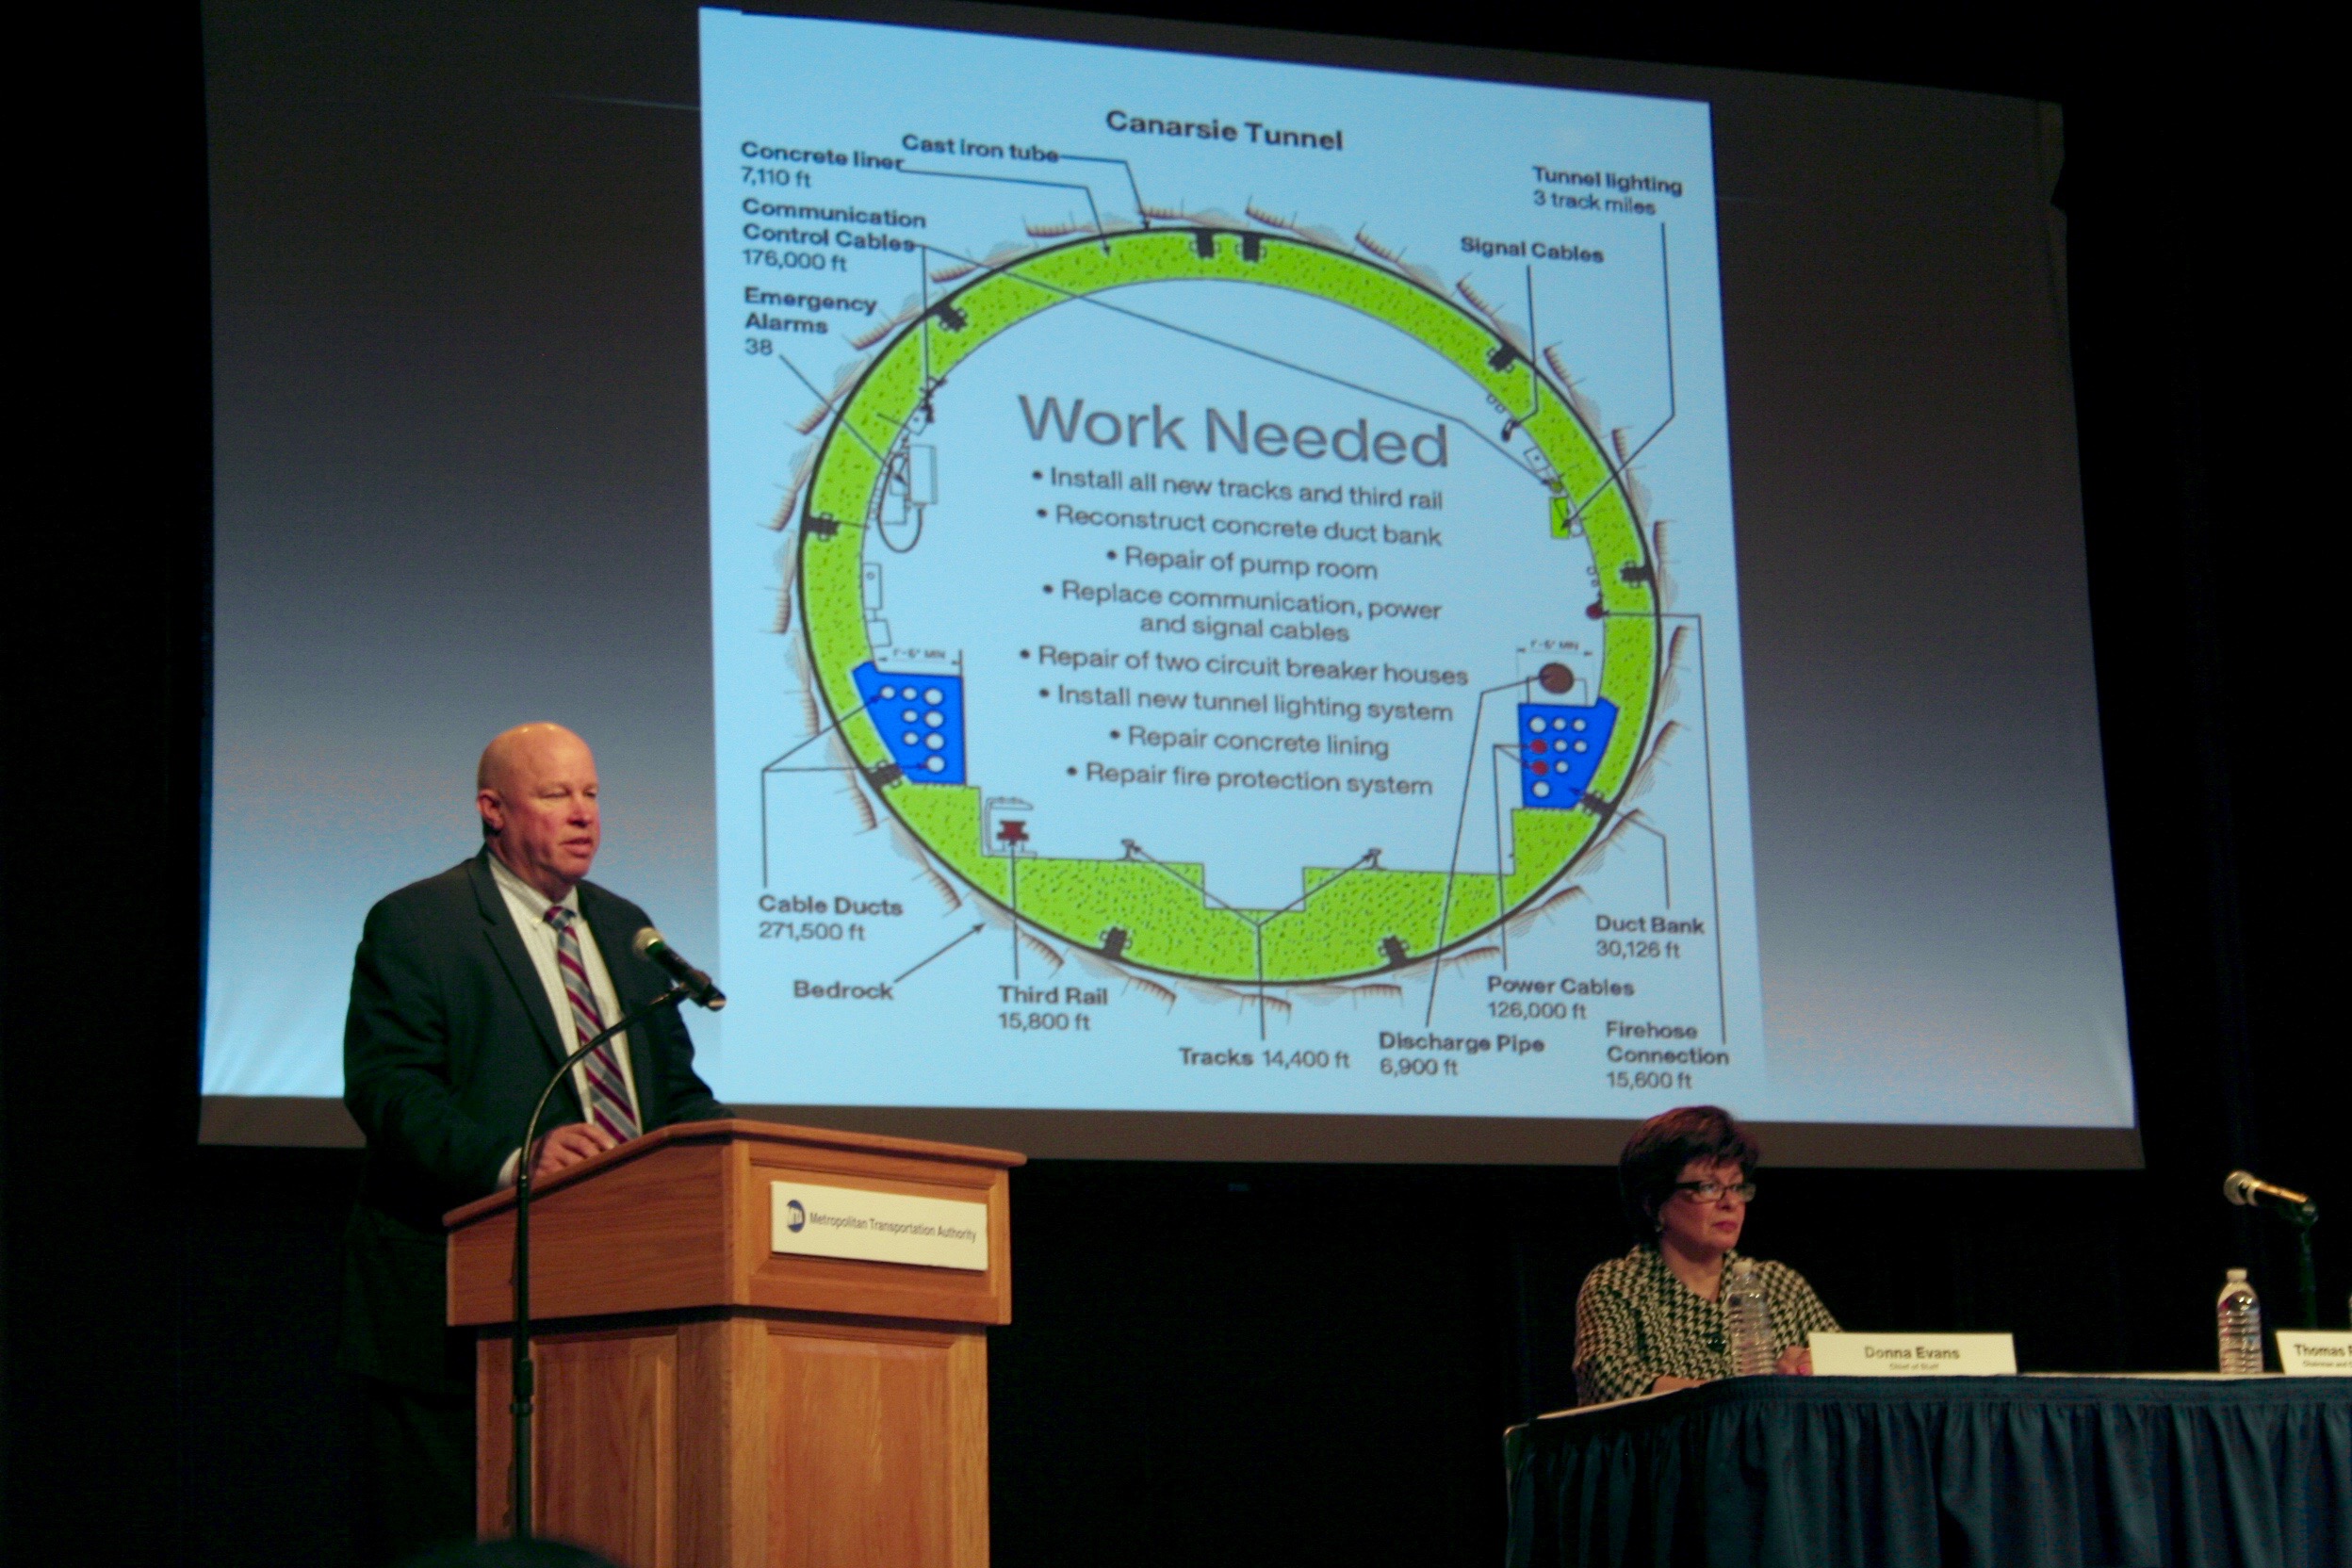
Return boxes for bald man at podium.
[338,724,727,1563]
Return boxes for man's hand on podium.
[532,1123,618,1180]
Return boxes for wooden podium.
[444,1119,1024,1568]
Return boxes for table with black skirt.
[1503,1375,2350,1568]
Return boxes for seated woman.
[1574,1104,1838,1404]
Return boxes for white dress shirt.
[487,851,644,1186]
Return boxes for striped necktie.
[544,905,641,1142]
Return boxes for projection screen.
[198,0,2133,1165]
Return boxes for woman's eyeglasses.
[1672,1180,1757,1203]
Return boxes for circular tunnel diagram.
[793,227,1662,987]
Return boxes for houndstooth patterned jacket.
[1573,1244,1839,1404]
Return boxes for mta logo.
[785,1199,807,1233]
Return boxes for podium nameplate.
[2278,1330,2352,1376]
[1809,1332,2017,1376]
[771,1179,990,1270]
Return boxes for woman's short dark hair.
[1616,1105,1760,1235]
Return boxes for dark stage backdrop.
[5,4,2339,1566]
[171,1150,2328,1567]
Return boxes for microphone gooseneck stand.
[508,982,690,1541]
[2286,1201,2321,1331]
[2228,1172,2324,1331]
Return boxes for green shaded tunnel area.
[797,228,1659,984]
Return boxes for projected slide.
[700,9,1762,1119]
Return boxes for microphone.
[632,927,727,1011]
[2223,1169,2314,1213]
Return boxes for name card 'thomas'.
[2277,1331,2352,1376]
[1809,1332,2017,1377]
[770,1182,989,1271]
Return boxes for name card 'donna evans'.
[1808,1333,2018,1377]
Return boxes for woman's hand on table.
[1642,1346,1808,1396]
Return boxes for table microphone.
[634,927,727,1010]
[2223,1169,2313,1213]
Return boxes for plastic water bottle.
[1724,1258,1776,1376]
[2216,1269,2263,1374]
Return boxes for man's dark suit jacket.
[340,848,727,1394]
